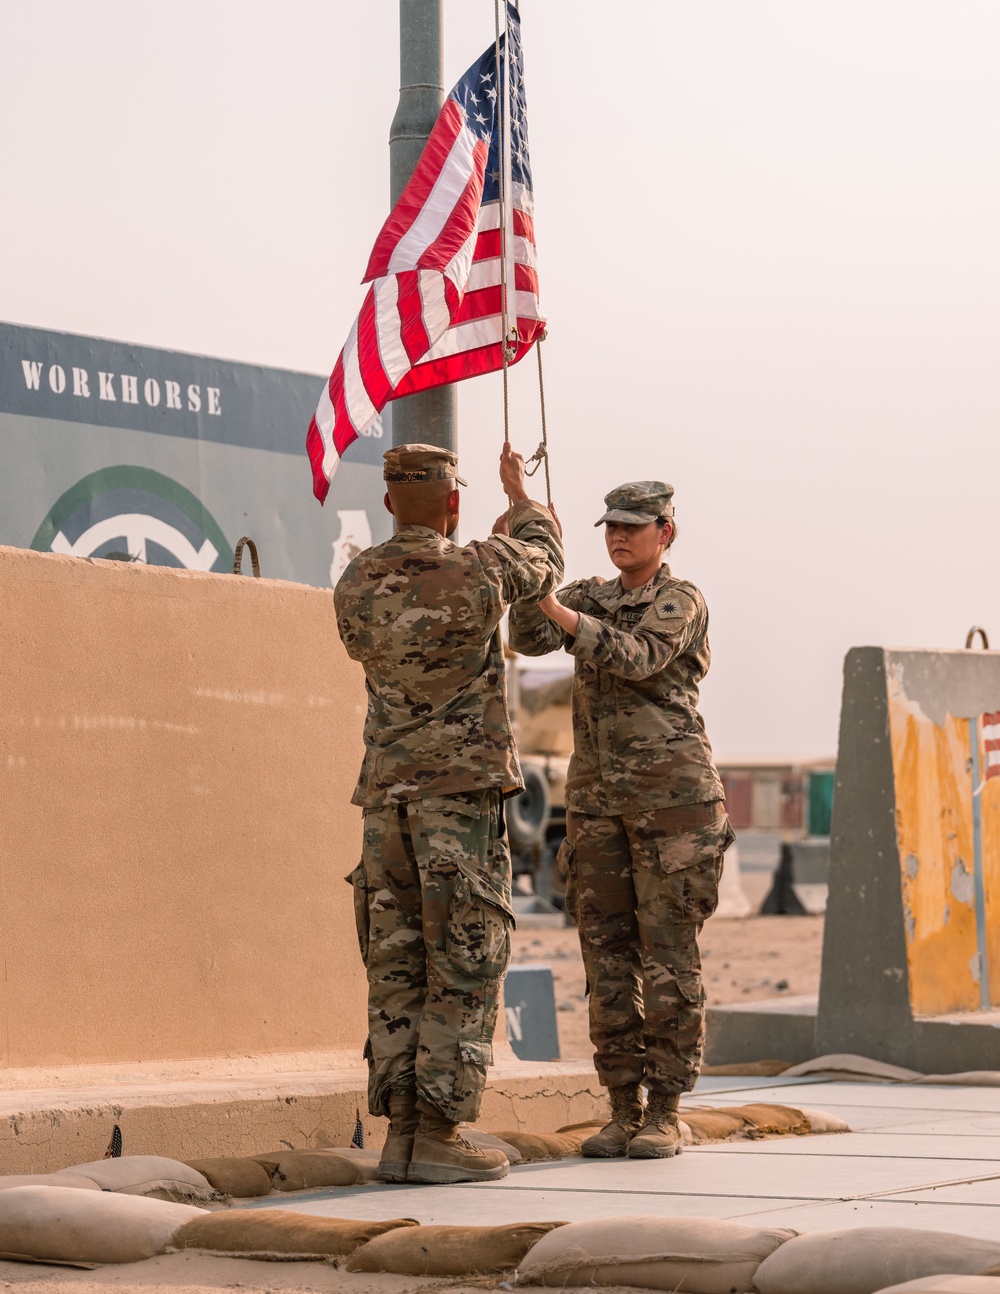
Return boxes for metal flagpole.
[389,0,457,453]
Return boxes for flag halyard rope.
[494,0,550,507]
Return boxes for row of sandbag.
[0,1103,848,1206]
[0,1149,380,1201]
[498,1102,847,1161]
[5,1192,1000,1292]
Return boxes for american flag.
[982,711,1000,781]
[307,2,543,503]
[103,1124,122,1159]
[351,1108,365,1150]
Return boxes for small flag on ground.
[307,1,544,501]
[103,1124,122,1158]
[983,711,1000,780]
[351,1108,365,1150]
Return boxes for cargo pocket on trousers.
[661,857,723,923]
[345,863,370,964]
[654,814,735,874]
[447,867,513,981]
[454,1039,493,1108]
[556,837,579,924]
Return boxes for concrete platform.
[0,1052,604,1175]
[244,1073,1000,1242]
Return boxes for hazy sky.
[3,2,998,759]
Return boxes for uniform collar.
[590,562,671,608]
[393,524,448,542]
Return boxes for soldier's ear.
[384,492,395,516]
[448,488,460,513]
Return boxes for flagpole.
[389,0,458,454]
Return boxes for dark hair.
[656,517,678,550]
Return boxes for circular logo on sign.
[31,466,233,572]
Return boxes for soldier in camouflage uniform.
[508,481,734,1159]
[335,442,563,1185]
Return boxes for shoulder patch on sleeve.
[656,584,700,622]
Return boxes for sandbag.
[182,1158,272,1198]
[0,1174,100,1193]
[487,1129,592,1162]
[754,1228,1000,1294]
[170,1209,418,1259]
[875,1280,1000,1294]
[682,1104,817,1142]
[320,1146,384,1182]
[799,1108,851,1134]
[252,1150,362,1191]
[0,1185,202,1265]
[347,1222,567,1275]
[517,1215,795,1292]
[781,1054,923,1083]
[57,1156,217,1201]
[682,1108,750,1142]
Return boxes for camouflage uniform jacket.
[335,500,563,809]
[508,563,724,815]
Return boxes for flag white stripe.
[321,437,341,482]
[987,749,1000,768]
[417,270,452,344]
[341,319,378,433]
[373,274,410,388]
[387,122,479,274]
[421,295,543,361]
[466,238,537,288]
[315,377,335,444]
[444,228,478,292]
[477,187,534,231]
[982,722,1000,743]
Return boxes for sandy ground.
[512,869,824,1064]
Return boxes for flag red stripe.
[355,287,392,408]
[364,100,466,281]
[306,417,331,504]
[396,270,431,364]
[328,354,359,459]
[389,316,545,398]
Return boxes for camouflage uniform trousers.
[561,800,735,1095]
[347,788,514,1124]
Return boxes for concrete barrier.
[708,646,1000,1070]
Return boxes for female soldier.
[508,481,733,1158]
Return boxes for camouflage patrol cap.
[594,481,674,526]
[383,443,467,486]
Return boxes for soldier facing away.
[334,442,563,1185]
[508,481,734,1158]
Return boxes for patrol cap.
[383,443,467,486]
[594,481,674,527]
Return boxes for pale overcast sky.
[2,2,998,758]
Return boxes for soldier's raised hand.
[499,443,529,503]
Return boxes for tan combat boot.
[407,1100,510,1184]
[580,1084,644,1158]
[627,1091,684,1159]
[377,1088,420,1183]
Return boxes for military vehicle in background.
[506,655,574,904]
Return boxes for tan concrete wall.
[0,545,369,1070]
